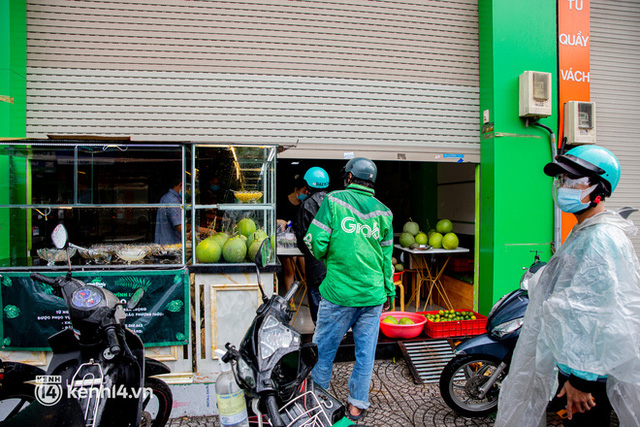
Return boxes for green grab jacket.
[303,183,394,307]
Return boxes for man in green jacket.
[304,157,394,421]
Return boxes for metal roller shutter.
[26,0,480,162]
[591,0,640,251]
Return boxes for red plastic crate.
[418,310,487,338]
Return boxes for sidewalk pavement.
[167,358,569,427]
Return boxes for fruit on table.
[222,236,248,263]
[395,263,404,272]
[402,219,420,236]
[424,310,477,322]
[415,232,428,245]
[195,237,222,263]
[237,218,257,237]
[436,219,453,234]
[442,232,459,250]
[428,232,443,249]
[391,257,398,266]
[399,232,415,248]
[382,316,399,324]
[398,317,415,325]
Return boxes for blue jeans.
[311,299,383,410]
[308,287,322,324]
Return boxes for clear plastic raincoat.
[495,210,640,427]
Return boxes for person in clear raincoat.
[495,145,640,427]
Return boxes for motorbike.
[438,252,547,417]
[0,224,173,427]
[220,239,347,427]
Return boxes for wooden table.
[394,244,470,311]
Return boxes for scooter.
[438,253,546,417]
[0,224,173,427]
[220,240,347,427]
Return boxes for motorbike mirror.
[127,288,145,309]
[51,224,68,249]
[254,239,271,268]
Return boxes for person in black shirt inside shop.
[294,167,330,324]
[277,175,309,296]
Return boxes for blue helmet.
[303,167,329,189]
[544,145,621,196]
[345,157,377,183]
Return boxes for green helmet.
[345,157,377,183]
[303,167,329,189]
[544,145,621,197]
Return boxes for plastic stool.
[393,280,405,312]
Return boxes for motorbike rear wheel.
[439,354,504,417]
[141,378,173,427]
[0,390,35,422]
[0,362,41,422]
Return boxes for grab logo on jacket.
[341,216,380,239]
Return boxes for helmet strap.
[588,181,608,207]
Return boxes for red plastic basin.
[379,311,427,339]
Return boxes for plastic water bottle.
[214,349,249,427]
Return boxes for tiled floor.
[168,358,579,427]
[170,291,618,426]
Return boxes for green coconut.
[415,232,428,245]
[442,232,459,250]
[247,239,266,263]
[436,219,453,234]
[247,229,269,248]
[399,232,415,248]
[237,218,257,237]
[195,237,222,263]
[223,236,248,263]
[210,232,230,249]
[428,232,443,249]
[402,219,420,236]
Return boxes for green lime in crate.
[418,309,487,338]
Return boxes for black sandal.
[346,404,366,421]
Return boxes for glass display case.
[0,141,276,269]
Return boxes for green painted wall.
[1,0,26,137]
[1,0,27,264]
[477,0,557,313]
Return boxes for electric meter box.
[564,101,596,144]
[519,71,552,118]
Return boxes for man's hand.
[557,380,596,420]
[382,297,391,312]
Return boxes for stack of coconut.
[398,218,459,250]
[195,217,271,264]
